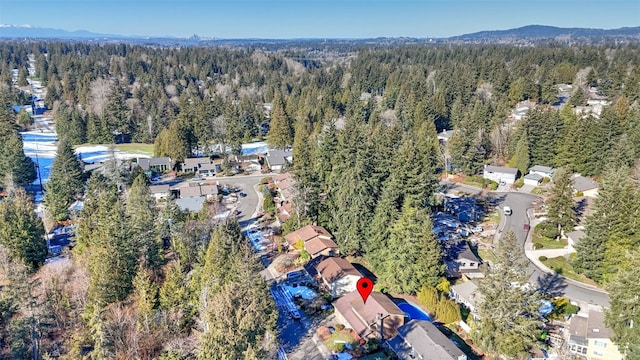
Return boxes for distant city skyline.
[0,0,638,39]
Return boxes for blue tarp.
[539,300,554,316]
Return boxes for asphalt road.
[490,192,610,307]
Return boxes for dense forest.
[0,40,639,358]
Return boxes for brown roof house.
[274,172,295,201]
[284,225,339,258]
[567,309,624,360]
[333,290,405,340]
[316,257,362,298]
[179,184,219,200]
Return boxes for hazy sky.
[1,0,638,38]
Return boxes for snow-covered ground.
[75,145,150,164]
[241,141,268,155]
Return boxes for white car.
[503,206,512,216]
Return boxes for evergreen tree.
[0,188,47,271]
[44,140,84,222]
[76,185,136,309]
[380,201,443,294]
[0,119,36,187]
[511,131,530,175]
[473,231,543,358]
[572,166,639,283]
[198,222,276,359]
[266,92,292,149]
[132,266,158,332]
[545,168,576,237]
[325,120,377,254]
[605,249,640,359]
[291,117,320,223]
[127,174,163,270]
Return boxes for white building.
[483,165,519,185]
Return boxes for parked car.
[290,309,301,320]
[523,224,530,231]
[503,206,512,216]
[239,192,247,197]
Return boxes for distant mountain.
[0,24,143,39]
[450,25,640,41]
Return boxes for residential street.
[489,191,610,308]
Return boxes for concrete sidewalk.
[522,210,606,294]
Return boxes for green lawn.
[540,256,600,287]
[114,143,154,156]
[478,248,497,266]
[532,235,567,250]
[323,331,359,352]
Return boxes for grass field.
[323,331,358,352]
[532,234,567,250]
[540,256,600,287]
[114,143,154,155]
[478,248,497,266]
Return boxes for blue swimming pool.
[398,302,432,321]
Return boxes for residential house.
[333,290,405,339]
[179,184,219,200]
[149,184,170,201]
[446,242,483,279]
[573,175,599,198]
[277,202,294,222]
[387,320,468,360]
[450,280,482,317]
[523,173,544,186]
[265,149,293,172]
[181,157,212,173]
[316,257,362,298]
[483,165,519,185]
[197,163,217,177]
[134,157,172,173]
[567,310,624,360]
[274,172,295,202]
[529,165,556,179]
[284,225,340,258]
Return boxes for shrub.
[575,191,584,197]
[487,181,498,190]
[514,178,524,188]
[536,221,560,239]
[335,324,345,331]
[539,256,548,262]
[330,342,345,352]
[533,242,543,250]
[542,177,551,184]
[435,295,462,324]
[417,286,438,312]
[259,177,271,185]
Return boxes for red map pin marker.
[356,277,373,304]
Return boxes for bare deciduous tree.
[89,78,112,117]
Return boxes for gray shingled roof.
[573,175,599,192]
[484,165,518,175]
[387,320,467,360]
